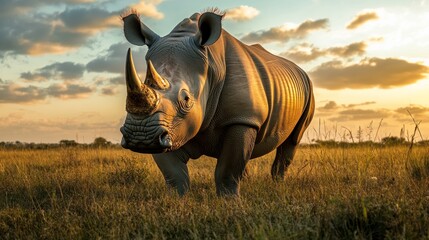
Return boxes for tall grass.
[0,146,428,239]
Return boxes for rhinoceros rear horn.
[194,12,223,46]
[122,13,159,47]
[126,48,159,115]
[146,60,170,90]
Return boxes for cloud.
[241,18,329,44]
[310,58,429,90]
[0,83,47,103]
[330,109,391,122]
[93,75,124,87]
[281,41,367,63]
[317,100,376,112]
[58,7,120,34]
[0,0,95,17]
[0,8,119,57]
[328,42,367,57]
[316,101,378,121]
[315,102,429,130]
[396,104,429,115]
[224,5,260,21]
[109,76,124,85]
[47,83,93,99]
[21,62,85,82]
[347,11,379,30]
[0,0,162,58]
[395,104,429,121]
[318,101,339,111]
[0,0,165,58]
[345,101,376,108]
[0,81,93,103]
[129,0,164,20]
[315,101,427,123]
[86,43,147,95]
[87,42,147,74]
[101,87,118,95]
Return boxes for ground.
[0,145,428,239]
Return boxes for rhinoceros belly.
[185,122,291,160]
[251,133,287,158]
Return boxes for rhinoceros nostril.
[159,132,172,148]
[121,137,128,148]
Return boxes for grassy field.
[0,145,428,239]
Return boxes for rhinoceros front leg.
[215,125,257,196]
[152,150,190,196]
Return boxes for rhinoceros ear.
[195,12,223,46]
[122,13,159,47]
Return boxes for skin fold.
[120,10,315,196]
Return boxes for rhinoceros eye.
[178,89,194,114]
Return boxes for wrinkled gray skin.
[120,11,315,196]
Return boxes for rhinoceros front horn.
[125,48,159,115]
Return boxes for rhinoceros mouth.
[121,138,170,153]
[120,113,174,153]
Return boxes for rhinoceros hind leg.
[215,125,257,196]
[271,90,314,180]
[152,150,190,196]
[271,139,297,181]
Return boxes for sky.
[0,0,428,144]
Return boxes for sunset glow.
[1,0,428,143]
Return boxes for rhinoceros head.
[120,11,223,153]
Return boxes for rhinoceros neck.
[199,30,264,131]
[199,31,228,131]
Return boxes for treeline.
[306,136,429,148]
[0,137,121,150]
[1,136,428,150]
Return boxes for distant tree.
[417,140,429,146]
[14,141,24,148]
[381,136,406,145]
[59,139,78,147]
[93,137,111,147]
[314,140,338,147]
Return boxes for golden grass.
[0,146,428,239]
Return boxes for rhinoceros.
[120,10,315,196]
